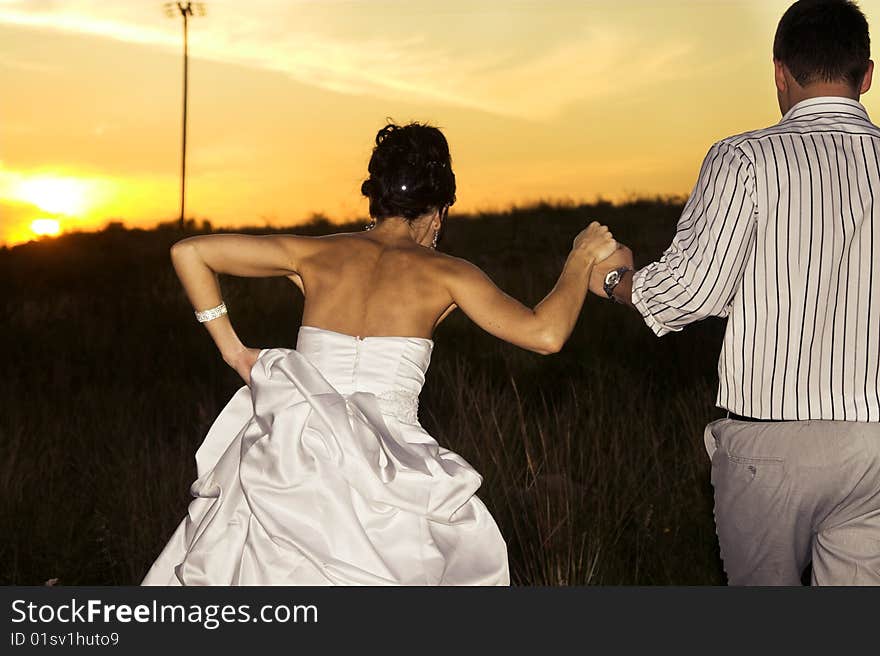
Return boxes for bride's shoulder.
[273,230,363,253]
[424,250,484,281]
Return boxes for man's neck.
[789,82,860,106]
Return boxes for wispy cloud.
[0,0,705,120]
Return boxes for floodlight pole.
[180,5,189,231]
[165,2,206,231]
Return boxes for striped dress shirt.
[632,96,880,421]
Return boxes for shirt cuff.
[631,266,681,337]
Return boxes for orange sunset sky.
[3,0,880,247]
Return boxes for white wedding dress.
[141,325,509,585]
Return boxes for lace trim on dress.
[372,390,420,424]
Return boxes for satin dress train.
[141,326,509,585]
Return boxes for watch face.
[604,270,621,286]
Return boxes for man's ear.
[774,59,788,94]
[860,59,874,95]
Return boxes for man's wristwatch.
[603,267,632,301]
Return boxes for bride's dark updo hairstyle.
[361,122,456,222]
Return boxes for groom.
[592,0,880,585]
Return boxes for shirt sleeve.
[632,139,758,336]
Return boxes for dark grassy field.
[0,199,729,585]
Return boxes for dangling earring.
[431,205,447,249]
[364,218,376,231]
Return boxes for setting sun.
[30,218,61,237]
[12,176,92,216]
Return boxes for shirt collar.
[781,96,870,122]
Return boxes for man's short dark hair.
[773,0,871,87]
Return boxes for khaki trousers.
[704,418,880,585]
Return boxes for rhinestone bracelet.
[194,301,227,323]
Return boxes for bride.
[141,122,617,586]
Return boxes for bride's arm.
[169,233,306,363]
[441,222,616,355]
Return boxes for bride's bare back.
[294,229,456,339]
